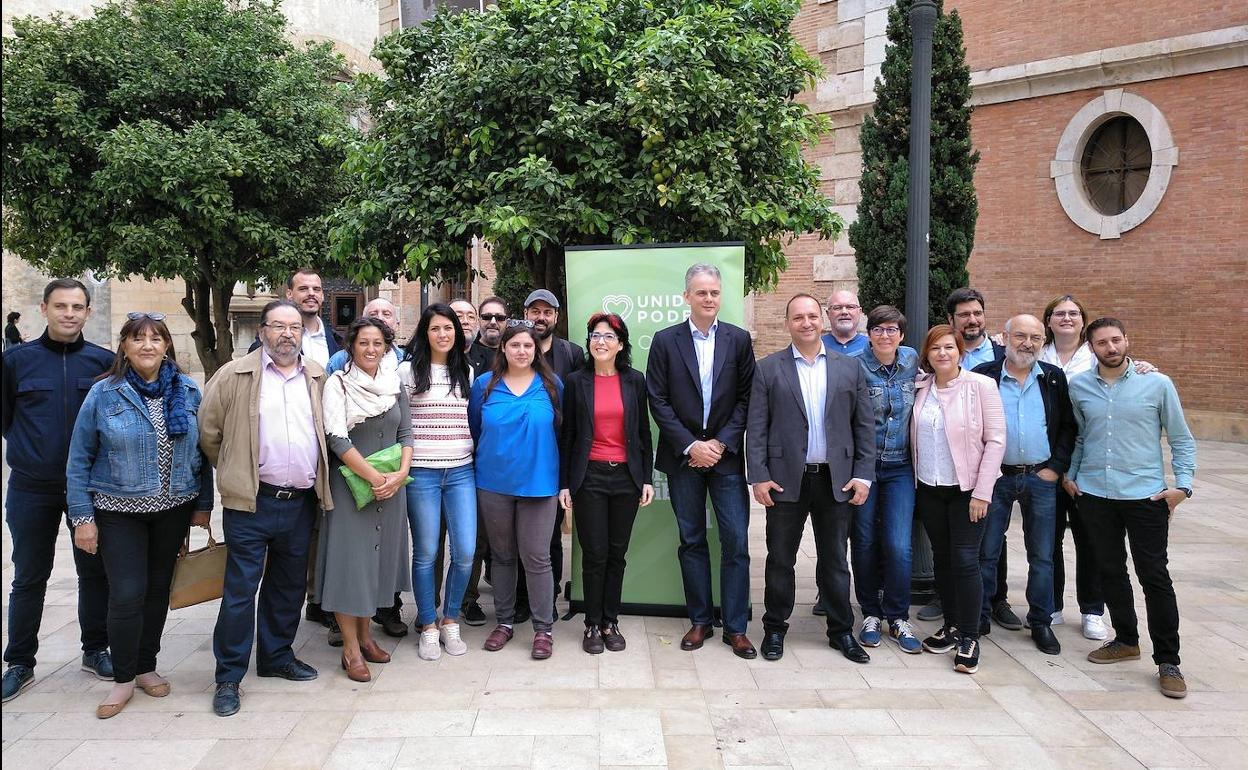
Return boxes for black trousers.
[1053,484,1104,615]
[95,502,194,683]
[917,483,985,638]
[573,462,641,627]
[762,468,853,637]
[1080,494,1180,665]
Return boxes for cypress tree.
[850,0,979,327]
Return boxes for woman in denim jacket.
[848,305,923,654]
[66,313,213,719]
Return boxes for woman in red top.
[559,313,655,654]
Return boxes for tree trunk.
[181,276,235,379]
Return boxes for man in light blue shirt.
[821,290,869,356]
[324,298,403,376]
[1065,317,1195,700]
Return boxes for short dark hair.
[784,293,822,317]
[866,305,906,336]
[286,268,320,290]
[584,312,632,369]
[259,299,301,327]
[478,296,507,314]
[1086,317,1127,341]
[945,287,985,318]
[6,311,20,323]
[43,278,91,306]
[344,317,395,371]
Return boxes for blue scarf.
[125,360,189,436]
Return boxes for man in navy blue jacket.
[1,279,115,702]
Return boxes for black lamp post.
[906,0,939,606]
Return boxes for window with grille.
[1081,116,1152,216]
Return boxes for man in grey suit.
[747,294,876,663]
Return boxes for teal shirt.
[1067,360,1196,500]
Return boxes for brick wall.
[947,0,1247,73]
[967,69,1248,416]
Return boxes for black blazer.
[559,367,654,494]
[542,336,585,382]
[645,320,755,476]
[745,347,876,503]
[972,358,1077,474]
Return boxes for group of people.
[0,264,1197,723]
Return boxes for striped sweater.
[399,361,474,468]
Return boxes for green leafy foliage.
[849,0,979,327]
[2,0,357,375]
[329,0,842,307]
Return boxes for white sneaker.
[418,625,442,660]
[1051,611,1065,625]
[1082,613,1109,641]
[440,622,467,656]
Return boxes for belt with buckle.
[1000,463,1047,476]
[258,481,310,500]
[803,463,829,475]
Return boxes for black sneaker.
[462,602,487,627]
[954,634,980,674]
[922,625,959,654]
[81,650,114,680]
[2,665,34,703]
[992,601,1023,631]
[373,607,409,638]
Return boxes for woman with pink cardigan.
[910,324,1005,674]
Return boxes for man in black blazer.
[746,295,876,663]
[646,264,757,658]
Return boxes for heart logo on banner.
[602,294,634,321]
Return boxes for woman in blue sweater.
[469,321,563,660]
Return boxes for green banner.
[564,243,745,615]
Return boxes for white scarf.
[324,355,401,440]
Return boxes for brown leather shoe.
[681,623,713,651]
[483,624,514,652]
[340,654,371,683]
[722,632,758,659]
[360,639,391,664]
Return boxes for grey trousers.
[477,489,559,633]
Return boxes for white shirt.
[301,318,330,367]
[1040,341,1094,378]
[689,318,717,430]
[792,345,827,464]
[915,392,958,486]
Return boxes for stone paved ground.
[2,440,1246,769]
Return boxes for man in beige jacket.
[199,300,333,717]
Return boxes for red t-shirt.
[588,374,627,462]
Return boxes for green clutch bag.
[338,443,412,508]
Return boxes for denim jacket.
[852,345,920,463]
[67,375,214,520]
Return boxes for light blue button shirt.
[960,336,997,370]
[998,363,1050,466]
[792,345,828,464]
[1068,361,1196,500]
[689,319,718,430]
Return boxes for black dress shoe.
[761,631,785,661]
[257,658,318,681]
[992,601,1023,630]
[213,682,241,717]
[373,607,409,638]
[830,633,871,664]
[305,603,327,625]
[1031,624,1062,655]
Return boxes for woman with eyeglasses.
[557,313,654,654]
[398,304,476,660]
[911,325,1005,675]
[847,305,923,654]
[66,312,214,718]
[318,317,414,682]
[469,320,564,659]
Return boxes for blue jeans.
[667,465,751,634]
[407,465,477,624]
[850,460,915,621]
[213,494,315,684]
[4,482,109,669]
[980,471,1057,628]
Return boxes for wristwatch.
[1179,487,1193,499]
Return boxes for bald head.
[363,298,399,333]
[825,290,862,342]
[1004,314,1044,371]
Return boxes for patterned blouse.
[92,395,197,514]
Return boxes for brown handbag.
[169,524,228,609]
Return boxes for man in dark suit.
[746,294,876,663]
[646,264,757,658]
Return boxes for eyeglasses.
[1010,333,1045,345]
[506,319,535,329]
[1051,310,1082,319]
[127,312,166,321]
[480,314,507,322]
[262,323,303,335]
[868,326,901,337]
[589,332,619,343]
[829,304,860,312]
